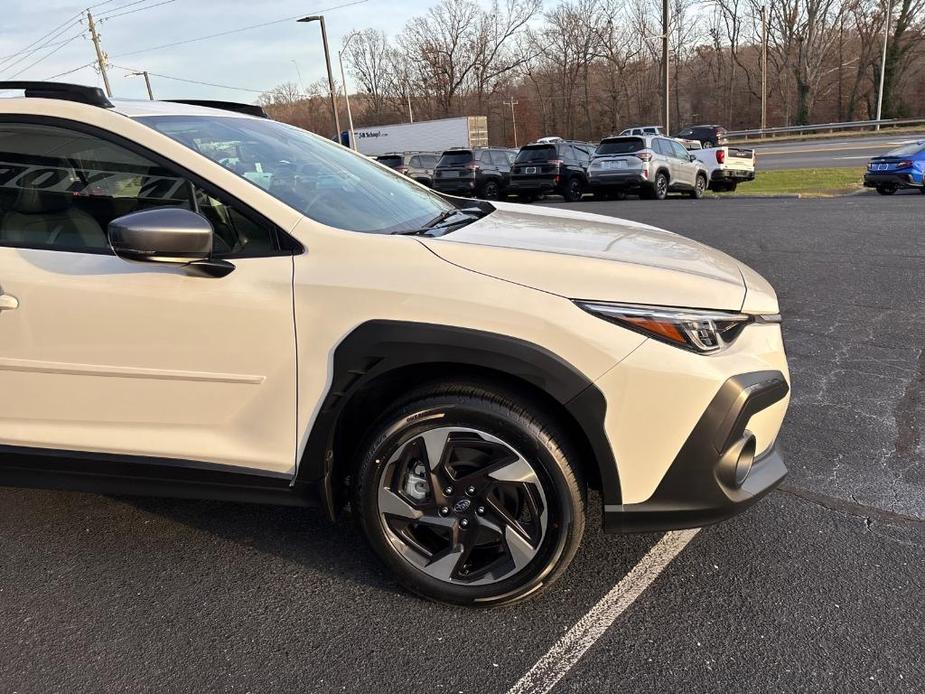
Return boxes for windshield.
[437,150,473,167]
[675,129,695,138]
[885,142,925,157]
[515,145,556,163]
[596,138,644,155]
[137,115,453,234]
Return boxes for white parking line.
[507,529,700,694]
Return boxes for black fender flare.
[296,320,621,512]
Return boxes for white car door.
[0,120,297,475]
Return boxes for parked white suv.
[0,83,790,606]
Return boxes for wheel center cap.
[453,498,472,514]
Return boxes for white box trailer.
[349,116,488,156]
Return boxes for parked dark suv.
[674,125,728,148]
[375,152,440,188]
[508,140,594,202]
[431,147,517,199]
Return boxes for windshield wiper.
[391,207,487,236]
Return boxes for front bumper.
[863,172,921,188]
[603,371,789,533]
[593,321,790,533]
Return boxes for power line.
[0,18,83,75]
[112,64,268,93]
[7,32,86,80]
[0,0,119,70]
[110,0,369,59]
[44,61,97,81]
[98,0,178,21]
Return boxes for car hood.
[421,202,762,311]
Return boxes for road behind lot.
[754,132,925,169]
[1,196,923,693]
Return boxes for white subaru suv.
[0,83,790,606]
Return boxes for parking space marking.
[506,529,699,694]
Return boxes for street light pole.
[298,15,342,141]
[339,32,358,150]
[875,0,893,131]
[661,0,669,134]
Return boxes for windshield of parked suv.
[886,142,925,157]
[437,150,473,167]
[137,116,454,234]
[595,138,645,155]
[515,145,556,163]
[375,155,403,168]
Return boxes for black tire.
[563,177,584,202]
[353,382,586,607]
[689,174,707,199]
[651,172,669,200]
[876,184,897,195]
[480,179,500,200]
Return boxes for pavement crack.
[893,347,924,458]
[776,483,925,529]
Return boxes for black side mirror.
[690,154,697,162]
[108,207,233,277]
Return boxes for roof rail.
[0,81,113,108]
[165,99,268,119]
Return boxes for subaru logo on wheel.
[453,499,471,513]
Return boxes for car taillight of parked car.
[635,151,653,161]
[716,150,726,164]
[398,167,409,175]
[465,161,479,171]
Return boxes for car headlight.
[575,301,781,354]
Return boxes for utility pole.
[507,97,519,148]
[760,4,768,131]
[130,71,154,100]
[86,10,112,97]
[406,86,414,123]
[875,0,893,131]
[297,15,341,141]
[661,0,669,134]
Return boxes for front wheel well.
[328,363,604,511]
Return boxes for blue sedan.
[863,140,925,195]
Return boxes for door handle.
[0,294,19,311]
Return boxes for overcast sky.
[0,0,431,101]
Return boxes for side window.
[670,141,689,160]
[409,156,421,168]
[561,144,578,163]
[0,122,278,257]
[653,138,669,156]
[424,155,438,168]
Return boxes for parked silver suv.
[588,135,708,200]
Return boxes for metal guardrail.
[728,117,925,141]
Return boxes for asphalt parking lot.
[2,194,923,693]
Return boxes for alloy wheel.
[655,173,668,199]
[376,426,548,585]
